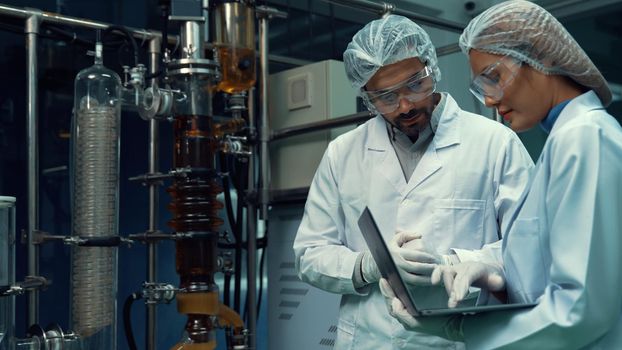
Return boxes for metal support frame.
[25,9,41,327]
[258,8,276,222]
[250,7,286,347]
[146,36,161,350]
[246,216,257,347]
[254,12,271,350]
[246,88,258,350]
[0,4,176,43]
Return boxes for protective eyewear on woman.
[363,66,435,115]
[470,55,522,105]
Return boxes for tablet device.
[357,206,536,316]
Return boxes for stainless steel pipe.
[25,11,40,327]
[246,91,257,350]
[146,37,161,350]
[253,13,272,348]
[180,21,203,59]
[258,14,270,222]
[0,3,176,43]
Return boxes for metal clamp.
[21,323,78,350]
[227,328,251,350]
[228,92,247,113]
[123,64,147,89]
[255,5,288,19]
[142,282,177,305]
[172,231,220,240]
[167,58,221,80]
[26,230,133,247]
[218,251,234,274]
[128,230,172,243]
[138,86,176,120]
[128,230,220,243]
[128,172,169,185]
[221,135,252,157]
[24,8,42,34]
[129,166,221,184]
[128,167,194,184]
[1,276,49,297]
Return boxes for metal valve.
[142,282,177,305]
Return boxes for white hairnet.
[343,15,441,91]
[459,0,612,106]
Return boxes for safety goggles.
[362,66,435,115]
[469,55,522,105]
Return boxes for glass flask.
[212,0,256,93]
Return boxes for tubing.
[123,293,142,350]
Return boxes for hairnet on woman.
[460,0,612,107]
[378,1,622,349]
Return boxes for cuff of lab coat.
[341,251,369,295]
[352,252,373,295]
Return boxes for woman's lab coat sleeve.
[293,143,363,295]
[453,132,534,265]
[461,123,622,349]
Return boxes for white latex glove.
[361,250,381,283]
[431,261,506,308]
[379,278,464,341]
[388,232,440,286]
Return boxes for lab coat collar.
[366,115,393,152]
[432,93,461,149]
[364,93,462,197]
[366,115,405,195]
[549,90,605,136]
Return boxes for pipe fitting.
[24,8,42,34]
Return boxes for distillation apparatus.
[160,1,251,348]
[0,0,288,348]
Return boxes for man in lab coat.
[293,15,534,349]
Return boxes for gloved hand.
[388,232,440,286]
[361,250,382,283]
[431,261,506,308]
[379,278,464,341]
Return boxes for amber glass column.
[168,114,223,346]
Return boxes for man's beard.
[391,106,433,142]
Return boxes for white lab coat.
[461,91,622,349]
[293,94,534,349]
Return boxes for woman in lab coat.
[380,1,622,349]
